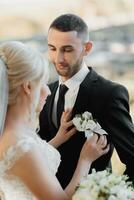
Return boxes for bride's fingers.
[61,111,66,120]
[63,121,74,129]
[67,121,74,126]
[97,135,107,147]
[64,108,73,121]
[100,144,110,155]
[102,135,108,149]
[61,111,68,123]
[61,108,73,122]
[90,133,99,143]
[66,127,77,137]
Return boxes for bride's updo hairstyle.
[0,41,49,134]
[0,41,49,105]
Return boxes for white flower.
[73,169,134,200]
[72,189,92,200]
[72,111,107,139]
[85,120,96,130]
[82,111,92,119]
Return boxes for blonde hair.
[0,41,49,105]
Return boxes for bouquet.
[72,169,134,200]
[72,111,107,139]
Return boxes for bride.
[0,41,109,200]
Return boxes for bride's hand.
[57,108,77,143]
[79,134,109,164]
[49,109,77,148]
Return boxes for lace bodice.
[0,130,61,200]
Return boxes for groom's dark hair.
[49,14,89,42]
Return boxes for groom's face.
[47,28,87,81]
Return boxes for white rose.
[82,111,92,120]
[86,120,96,130]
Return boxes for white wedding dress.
[0,129,61,200]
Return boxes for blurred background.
[0,0,134,174]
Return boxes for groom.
[39,14,134,188]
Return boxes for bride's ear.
[22,81,32,95]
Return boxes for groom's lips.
[57,65,68,70]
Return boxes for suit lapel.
[73,67,98,116]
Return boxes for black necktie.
[57,84,68,127]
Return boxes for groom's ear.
[84,42,92,55]
[22,81,32,95]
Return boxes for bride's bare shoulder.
[0,129,27,159]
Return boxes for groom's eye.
[48,45,56,51]
[49,47,56,51]
[63,47,74,52]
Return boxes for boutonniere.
[72,111,107,139]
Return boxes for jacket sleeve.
[104,84,134,180]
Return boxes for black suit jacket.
[39,67,134,188]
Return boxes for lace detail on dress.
[0,137,36,175]
[0,129,61,200]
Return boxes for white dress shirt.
[52,62,90,127]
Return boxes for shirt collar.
[59,62,89,90]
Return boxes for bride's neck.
[5,104,33,131]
